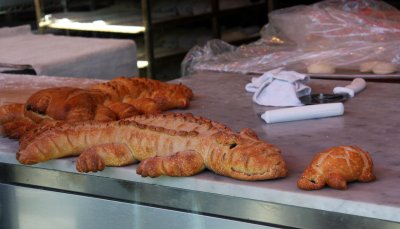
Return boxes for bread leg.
[136,150,205,177]
[326,172,347,190]
[123,97,162,114]
[76,143,137,173]
[94,104,118,122]
[106,102,142,119]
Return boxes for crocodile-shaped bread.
[17,113,288,181]
[0,76,193,139]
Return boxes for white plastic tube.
[261,103,344,124]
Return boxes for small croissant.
[297,146,376,190]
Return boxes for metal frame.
[0,183,272,229]
[0,163,397,229]
[141,0,154,78]
[32,0,269,78]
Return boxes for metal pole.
[142,0,154,78]
[33,0,44,33]
[211,0,220,38]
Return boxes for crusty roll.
[297,146,376,190]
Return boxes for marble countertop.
[1,72,400,223]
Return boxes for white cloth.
[0,25,138,80]
[245,68,311,107]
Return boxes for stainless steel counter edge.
[0,163,397,229]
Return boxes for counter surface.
[0,25,138,79]
[1,72,399,226]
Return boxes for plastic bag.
[182,0,400,76]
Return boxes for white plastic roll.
[261,103,344,124]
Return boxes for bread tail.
[17,122,108,164]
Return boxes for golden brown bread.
[76,143,137,172]
[297,146,376,190]
[122,97,162,114]
[0,103,25,124]
[93,77,193,111]
[105,103,141,119]
[17,113,288,181]
[0,103,37,139]
[137,150,205,177]
[1,77,193,139]
[24,87,109,123]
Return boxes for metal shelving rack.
[33,0,269,78]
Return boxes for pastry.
[307,63,335,74]
[297,146,376,190]
[360,61,397,74]
[0,103,36,139]
[0,77,193,139]
[17,113,288,181]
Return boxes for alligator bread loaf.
[17,113,288,181]
[0,76,193,139]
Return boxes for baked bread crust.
[297,146,376,190]
[1,77,193,139]
[17,113,288,181]
[0,103,37,139]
